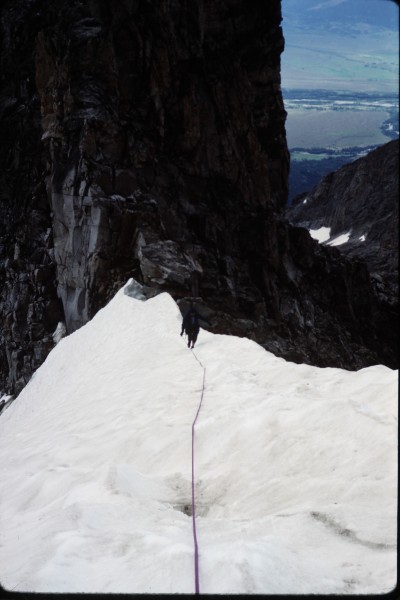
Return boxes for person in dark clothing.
[180,302,211,349]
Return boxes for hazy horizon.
[281,0,399,93]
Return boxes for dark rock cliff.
[0,0,397,395]
[0,0,64,394]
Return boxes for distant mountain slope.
[286,140,399,299]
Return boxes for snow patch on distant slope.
[309,226,331,243]
[326,232,351,246]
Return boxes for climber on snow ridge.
[180,302,211,349]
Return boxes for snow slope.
[0,280,397,594]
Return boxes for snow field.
[309,226,331,243]
[192,333,397,593]
[0,280,397,594]
[309,227,360,247]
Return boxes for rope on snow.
[190,348,206,594]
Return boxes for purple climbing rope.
[191,349,206,595]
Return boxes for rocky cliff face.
[34,0,289,333]
[0,0,397,395]
[0,1,64,394]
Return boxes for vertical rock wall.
[0,0,64,394]
[34,0,289,334]
[0,0,289,393]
